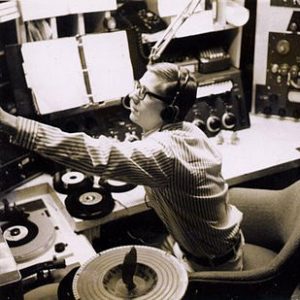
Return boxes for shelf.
[0,1,19,24]
[142,23,236,44]
[141,7,239,44]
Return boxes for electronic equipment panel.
[0,137,46,196]
[255,32,300,118]
[186,67,250,137]
[271,0,300,8]
[253,1,300,119]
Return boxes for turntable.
[1,198,58,264]
[0,182,96,296]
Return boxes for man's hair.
[147,62,197,122]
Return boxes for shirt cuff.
[10,117,39,151]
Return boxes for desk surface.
[12,114,300,232]
[212,114,300,186]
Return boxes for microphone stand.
[148,0,203,64]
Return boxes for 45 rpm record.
[53,169,94,194]
[72,245,188,300]
[1,220,39,247]
[99,178,137,193]
[64,187,115,220]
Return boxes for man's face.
[128,71,167,132]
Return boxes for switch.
[55,242,67,253]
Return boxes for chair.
[184,179,300,300]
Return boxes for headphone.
[160,67,190,123]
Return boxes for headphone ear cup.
[161,105,180,122]
[121,95,131,110]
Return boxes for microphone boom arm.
[148,0,203,64]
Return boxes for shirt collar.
[142,122,183,139]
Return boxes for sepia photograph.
[0,1,299,299]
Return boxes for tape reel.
[72,245,188,300]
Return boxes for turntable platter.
[1,203,56,263]
[2,221,38,247]
[72,245,188,300]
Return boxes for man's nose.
[128,92,140,105]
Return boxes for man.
[0,62,243,271]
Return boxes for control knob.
[289,22,298,32]
[279,63,289,76]
[206,115,221,133]
[276,39,290,55]
[192,118,206,131]
[55,242,67,253]
[222,112,237,129]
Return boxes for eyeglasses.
[131,80,173,103]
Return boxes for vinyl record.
[53,169,94,194]
[99,178,137,193]
[72,245,188,300]
[1,210,56,263]
[1,220,38,247]
[64,187,115,220]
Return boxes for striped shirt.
[12,116,242,258]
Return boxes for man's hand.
[0,106,18,136]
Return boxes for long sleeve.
[11,117,242,259]
[11,117,173,187]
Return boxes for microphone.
[121,95,131,110]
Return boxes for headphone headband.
[161,67,190,123]
[169,67,190,106]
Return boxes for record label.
[61,172,86,185]
[3,225,29,242]
[79,192,103,205]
